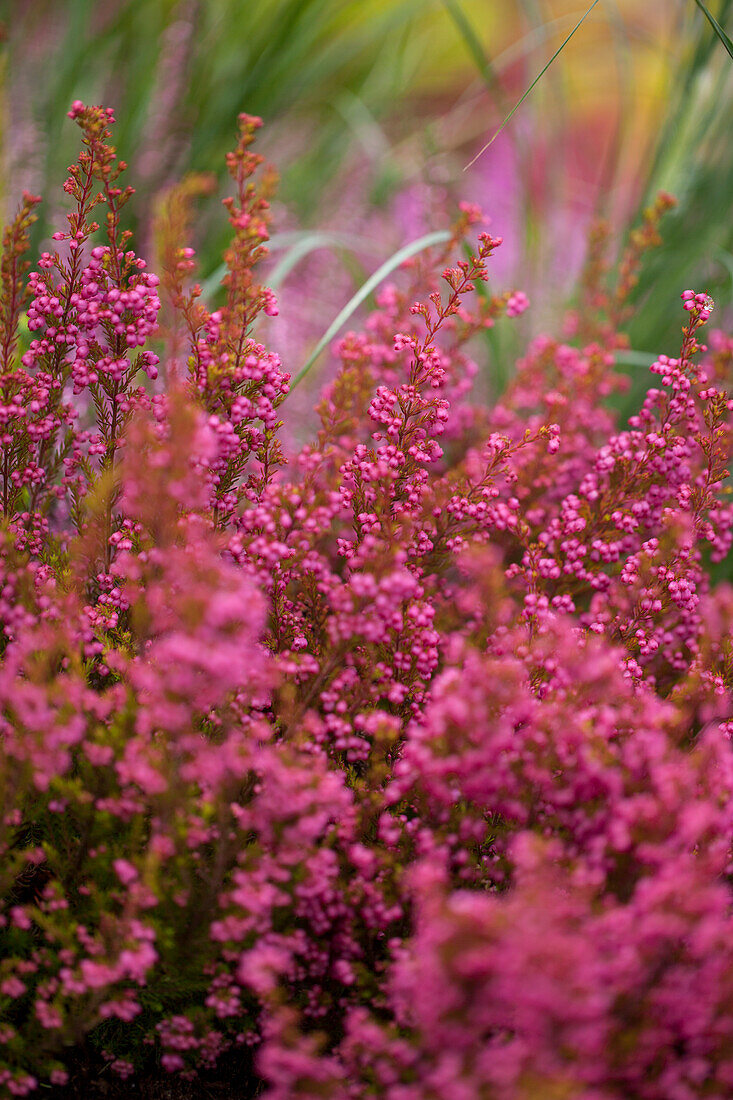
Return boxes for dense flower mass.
[0,105,732,1098]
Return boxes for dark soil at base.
[51,1081,260,1099]
[47,1047,264,1099]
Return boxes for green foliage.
[1,0,424,256]
[0,0,730,409]
[622,0,733,409]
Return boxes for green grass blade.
[200,231,367,300]
[268,232,353,288]
[692,0,733,59]
[717,248,733,287]
[441,0,505,101]
[615,351,657,368]
[464,0,603,170]
[200,233,341,298]
[292,230,451,389]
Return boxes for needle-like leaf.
[441,0,505,100]
[464,0,603,170]
[692,0,733,59]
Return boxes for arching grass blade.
[464,0,602,170]
[292,230,451,389]
[692,0,733,59]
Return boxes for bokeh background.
[1,0,731,411]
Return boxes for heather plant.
[0,103,732,1100]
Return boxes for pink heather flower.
[0,978,27,998]
[506,289,530,317]
[161,1054,185,1073]
[113,859,139,885]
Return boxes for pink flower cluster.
[1,106,732,1099]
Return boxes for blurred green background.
[0,0,731,393]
